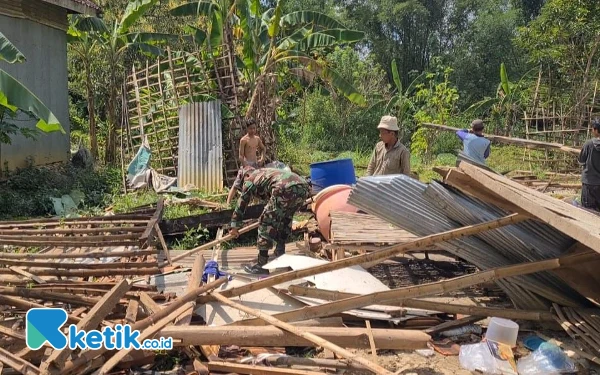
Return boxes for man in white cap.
[456,119,491,165]
[366,115,411,176]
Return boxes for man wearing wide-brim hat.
[366,115,411,176]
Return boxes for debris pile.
[0,161,599,374]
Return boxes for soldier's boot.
[244,252,269,275]
[273,241,286,258]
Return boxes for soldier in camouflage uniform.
[229,166,311,274]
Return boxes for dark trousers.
[581,183,600,211]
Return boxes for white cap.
[377,115,399,131]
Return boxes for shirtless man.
[239,120,266,168]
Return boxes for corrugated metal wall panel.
[178,101,223,192]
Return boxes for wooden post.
[210,292,394,375]
[207,214,527,300]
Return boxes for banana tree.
[67,16,100,159]
[72,0,179,164]
[171,0,366,158]
[466,63,531,136]
[0,32,65,144]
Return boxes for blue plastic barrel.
[309,158,356,193]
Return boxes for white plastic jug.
[485,317,519,347]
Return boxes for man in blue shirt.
[456,119,491,165]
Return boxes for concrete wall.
[0,12,70,171]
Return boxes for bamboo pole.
[202,214,526,301]
[421,122,581,155]
[0,295,81,324]
[210,292,394,375]
[0,287,101,307]
[0,259,157,270]
[0,250,155,259]
[287,285,555,321]
[59,278,228,375]
[231,251,597,326]
[166,221,260,265]
[0,268,159,277]
[206,362,327,375]
[95,303,192,375]
[264,356,370,371]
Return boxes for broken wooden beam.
[156,325,431,350]
[40,279,132,373]
[232,251,597,326]
[201,213,526,301]
[0,347,40,375]
[59,278,228,375]
[210,292,394,375]
[458,161,600,256]
[206,362,325,375]
[287,285,555,321]
[264,356,369,371]
[95,303,191,375]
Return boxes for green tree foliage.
[445,0,527,106]
[284,46,388,152]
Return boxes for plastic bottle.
[517,342,577,374]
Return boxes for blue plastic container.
[309,158,356,193]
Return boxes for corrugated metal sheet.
[177,101,223,192]
[347,175,589,310]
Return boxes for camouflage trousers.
[257,182,311,254]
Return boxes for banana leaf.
[170,1,216,17]
[0,68,64,133]
[280,11,345,30]
[119,0,160,35]
[0,32,25,64]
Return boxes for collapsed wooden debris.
[1,161,600,374]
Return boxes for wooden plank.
[124,299,139,325]
[174,255,205,326]
[0,347,40,375]
[39,280,132,373]
[206,362,326,375]
[206,214,527,301]
[287,285,555,321]
[211,293,394,375]
[139,292,162,314]
[0,260,157,270]
[139,197,165,247]
[8,267,45,284]
[458,161,600,255]
[59,278,229,375]
[95,303,192,375]
[230,251,597,326]
[365,320,377,358]
[154,224,172,267]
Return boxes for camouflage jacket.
[230,168,308,228]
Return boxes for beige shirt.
[366,140,411,176]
